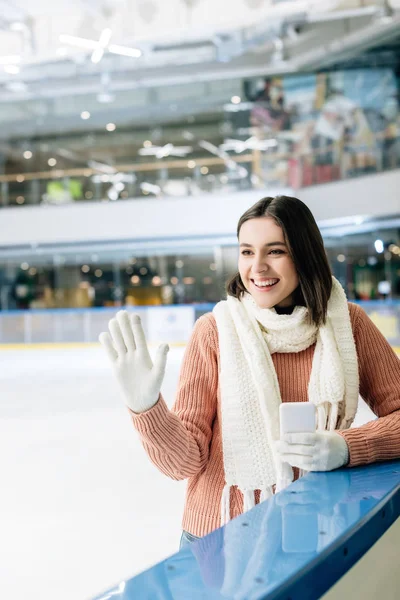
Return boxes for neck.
[274,304,295,315]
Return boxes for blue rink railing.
[92,460,400,600]
[1,300,400,347]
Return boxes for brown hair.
[226,195,332,327]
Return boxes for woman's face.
[238,217,299,309]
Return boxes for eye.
[269,249,285,255]
[241,250,253,255]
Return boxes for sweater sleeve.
[337,303,400,466]
[129,313,219,480]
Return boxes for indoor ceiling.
[0,0,399,139]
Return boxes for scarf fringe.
[221,484,231,526]
[243,489,256,513]
[260,487,273,503]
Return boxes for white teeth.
[253,279,279,288]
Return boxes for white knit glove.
[99,310,169,414]
[274,431,349,472]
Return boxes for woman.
[99,195,400,548]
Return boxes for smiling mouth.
[251,278,280,289]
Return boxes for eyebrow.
[239,242,287,248]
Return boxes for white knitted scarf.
[213,277,359,526]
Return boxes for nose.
[252,254,269,274]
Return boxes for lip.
[250,279,279,292]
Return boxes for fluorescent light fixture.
[109,44,141,58]
[91,47,104,64]
[59,35,98,50]
[99,28,113,47]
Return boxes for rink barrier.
[92,460,400,600]
[1,301,400,347]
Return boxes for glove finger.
[278,442,315,457]
[280,454,313,471]
[99,332,117,363]
[116,310,136,351]
[131,314,149,354]
[109,318,127,356]
[283,433,317,446]
[153,344,169,380]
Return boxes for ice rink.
[0,344,376,600]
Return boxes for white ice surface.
[0,346,376,600]
[0,346,187,600]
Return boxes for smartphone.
[279,402,316,437]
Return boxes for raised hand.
[99,310,169,413]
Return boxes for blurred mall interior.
[0,2,400,599]
[0,0,399,330]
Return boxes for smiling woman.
[99,194,400,549]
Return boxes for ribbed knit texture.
[130,303,400,537]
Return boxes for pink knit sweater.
[130,303,400,537]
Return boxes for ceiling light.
[108,190,119,201]
[152,276,162,286]
[200,166,209,175]
[337,254,346,263]
[48,158,57,167]
[131,275,140,284]
[81,265,90,273]
[21,262,29,270]
[143,140,152,148]
[209,263,217,271]
[95,269,103,277]
[81,111,91,120]
[108,44,141,58]
[170,276,179,285]
[91,28,113,63]
[59,34,98,50]
[4,65,20,75]
[106,123,116,132]
[187,160,196,169]
[139,267,148,275]
[16,196,25,204]
[140,182,161,195]
[23,151,32,159]
[175,260,184,268]
[16,175,25,183]
[374,239,384,254]
[231,95,241,104]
